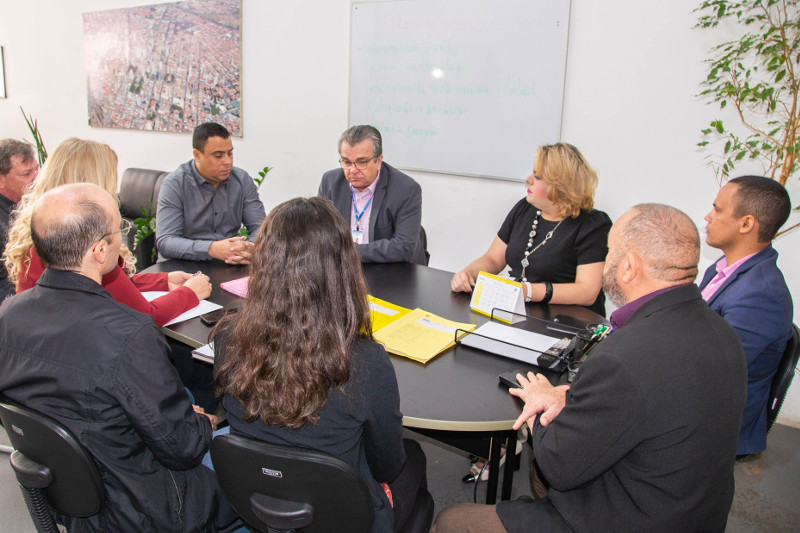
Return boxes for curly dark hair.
[214,196,372,429]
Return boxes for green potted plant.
[132,202,157,264]
[695,0,800,236]
[20,107,47,165]
[238,165,272,238]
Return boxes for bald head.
[604,204,700,307]
[619,204,700,282]
[31,183,119,272]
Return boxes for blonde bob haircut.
[4,137,135,286]
[535,143,598,219]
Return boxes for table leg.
[486,430,518,504]
[485,432,503,504]
[501,431,516,501]
[393,427,519,504]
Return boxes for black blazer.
[498,284,747,533]
[0,269,221,532]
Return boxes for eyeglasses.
[102,219,134,240]
[120,219,134,236]
[339,157,377,170]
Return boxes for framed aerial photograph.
[83,0,242,134]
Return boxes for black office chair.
[0,398,104,533]
[118,167,170,268]
[767,323,800,433]
[419,226,430,266]
[210,433,434,533]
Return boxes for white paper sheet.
[460,321,561,365]
[369,301,400,316]
[141,291,223,326]
[191,342,214,363]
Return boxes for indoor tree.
[696,0,800,235]
[20,107,47,165]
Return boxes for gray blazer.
[318,162,426,264]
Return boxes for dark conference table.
[145,259,607,503]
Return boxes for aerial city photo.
[83,0,241,134]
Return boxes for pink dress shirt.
[349,175,380,244]
[700,252,758,301]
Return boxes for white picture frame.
[0,47,7,99]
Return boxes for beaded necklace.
[520,210,564,283]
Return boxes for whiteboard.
[349,0,571,181]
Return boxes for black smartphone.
[551,314,587,331]
[498,369,526,389]
[200,307,237,327]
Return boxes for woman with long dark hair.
[213,196,426,532]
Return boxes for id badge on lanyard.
[352,192,372,244]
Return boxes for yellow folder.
[368,295,412,332]
[372,307,475,364]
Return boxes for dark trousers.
[167,337,217,412]
[390,439,428,532]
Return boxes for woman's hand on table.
[167,270,194,291]
[451,237,508,293]
[182,273,212,300]
[451,270,476,293]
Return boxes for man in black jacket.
[0,183,231,532]
[434,204,747,533]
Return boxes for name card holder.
[470,272,525,323]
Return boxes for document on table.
[460,321,561,366]
[191,342,214,364]
[368,295,411,332]
[141,291,223,326]
[373,308,475,364]
[220,276,249,298]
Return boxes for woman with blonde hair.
[451,142,612,484]
[4,137,211,326]
[451,143,611,316]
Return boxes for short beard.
[602,256,627,309]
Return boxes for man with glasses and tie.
[318,125,426,264]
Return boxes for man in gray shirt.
[156,122,266,263]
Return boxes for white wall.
[1,0,799,427]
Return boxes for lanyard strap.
[351,192,373,228]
